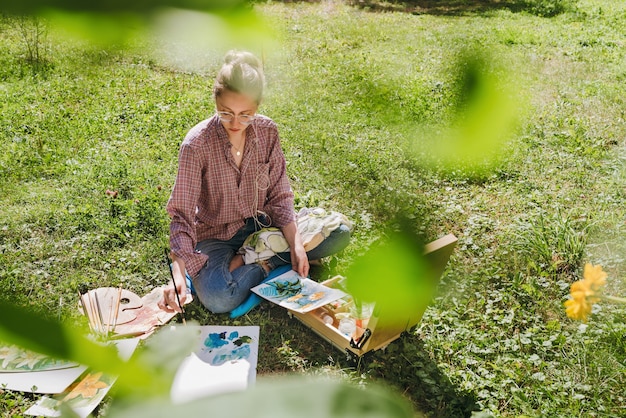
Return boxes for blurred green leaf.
[151,7,276,72]
[109,377,418,418]
[0,301,196,397]
[3,0,273,55]
[0,299,73,359]
[409,49,522,175]
[0,0,246,14]
[119,324,199,397]
[346,227,436,324]
[43,10,147,46]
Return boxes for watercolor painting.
[26,371,116,418]
[0,345,78,373]
[201,329,254,366]
[0,344,87,394]
[251,270,347,313]
[170,326,259,404]
[24,338,139,417]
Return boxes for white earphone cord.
[250,121,292,265]
[251,120,271,230]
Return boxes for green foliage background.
[1,0,626,417]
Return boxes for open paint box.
[288,234,457,359]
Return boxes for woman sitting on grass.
[159,50,350,314]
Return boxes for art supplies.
[164,249,186,325]
[3,285,192,416]
[77,286,192,340]
[78,287,140,337]
[289,234,457,359]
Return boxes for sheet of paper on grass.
[170,325,259,404]
[25,338,140,418]
[0,344,88,394]
[251,269,347,313]
[0,365,88,394]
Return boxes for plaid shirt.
[166,114,296,278]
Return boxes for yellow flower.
[574,277,600,302]
[582,263,607,292]
[564,264,608,322]
[564,281,593,322]
[309,291,325,301]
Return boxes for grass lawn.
[1,0,625,416]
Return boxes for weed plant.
[1,0,626,417]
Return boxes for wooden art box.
[289,234,457,359]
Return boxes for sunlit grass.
[1,0,626,416]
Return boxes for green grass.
[1,0,626,416]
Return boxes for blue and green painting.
[202,330,255,366]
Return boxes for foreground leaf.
[0,301,196,397]
[108,376,418,418]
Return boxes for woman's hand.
[281,221,309,278]
[158,254,188,313]
[290,242,309,278]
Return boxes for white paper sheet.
[24,338,140,418]
[170,325,259,404]
[251,270,347,312]
[0,365,88,394]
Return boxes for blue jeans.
[193,218,351,313]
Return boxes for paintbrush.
[112,285,122,334]
[79,284,100,334]
[94,291,105,334]
[87,290,102,334]
[107,297,114,336]
[77,289,95,332]
[164,248,186,325]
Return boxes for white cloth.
[240,207,352,264]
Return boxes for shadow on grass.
[349,0,530,15]
[362,332,479,418]
[270,0,573,17]
[279,314,479,417]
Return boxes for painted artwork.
[170,326,259,404]
[201,329,255,366]
[251,270,347,313]
[24,338,140,418]
[0,345,87,394]
[25,371,116,418]
[0,345,78,373]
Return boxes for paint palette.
[78,286,192,339]
[79,287,142,328]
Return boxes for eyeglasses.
[216,111,256,126]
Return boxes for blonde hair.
[213,50,265,104]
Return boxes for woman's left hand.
[291,243,309,278]
[281,220,309,278]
